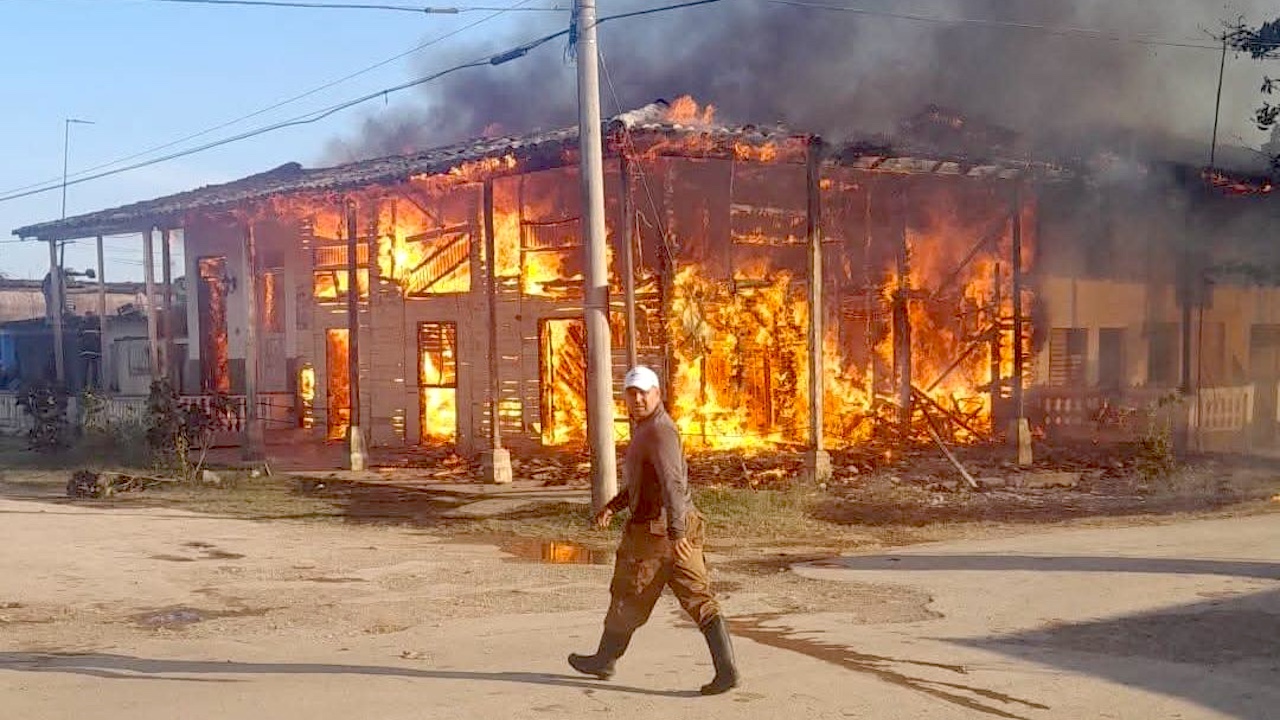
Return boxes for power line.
[0,36,558,206]
[139,0,562,12]
[0,0,538,198]
[762,0,1230,51]
[0,0,725,209]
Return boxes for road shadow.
[955,588,1280,720]
[804,554,1280,580]
[0,652,699,697]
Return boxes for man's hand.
[673,536,695,562]
[593,507,614,529]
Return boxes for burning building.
[11,99,1280,461]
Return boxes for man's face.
[625,385,662,421]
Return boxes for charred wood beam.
[894,183,912,435]
[925,325,998,394]
[936,213,1013,297]
[392,188,444,228]
[920,403,980,490]
[1011,181,1026,423]
[912,386,989,442]
[620,154,639,369]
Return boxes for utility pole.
[575,0,618,511]
[49,118,91,387]
[345,200,368,472]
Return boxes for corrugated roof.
[11,102,1065,241]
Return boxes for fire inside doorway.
[539,318,588,446]
[197,256,231,394]
[326,328,350,441]
[418,321,458,443]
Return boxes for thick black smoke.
[323,0,1270,163]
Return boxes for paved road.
[0,496,1276,719]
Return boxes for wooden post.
[161,228,175,384]
[803,138,831,484]
[47,237,66,384]
[991,261,1002,421]
[481,181,511,484]
[894,183,912,435]
[620,153,639,369]
[345,199,367,471]
[143,228,160,380]
[242,222,266,461]
[96,235,108,392]
[1010,180,1032,464]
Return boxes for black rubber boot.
[568,630,631,680]
[699,615,740,695]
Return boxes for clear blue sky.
[0,0,571,281]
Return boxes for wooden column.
[242,222,265,460]
[47,237,65,384]
[96,235,108,391]
[1011,183,1025,420]
[803,138,832,483]
[481,181,512,483]
[161,228,176,385]
[143,228,160,380]
[1010,180,1032,464]
[345,200,367,471]
[894,183,912,435]
[991,261,1002,420]
[620,153,639,369]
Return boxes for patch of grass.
[695,485,832,542]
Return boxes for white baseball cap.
[623,366,661,392]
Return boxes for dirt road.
[1,494,1276,719]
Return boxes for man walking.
[567,365,740,695]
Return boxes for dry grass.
[2,433,1277,558]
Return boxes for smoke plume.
[324,0,1274,164]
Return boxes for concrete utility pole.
[143,228,160,379]
[47,237,65,384]
[345,200,368,472]
[96,235,108,391]
[575,0,618,511]
[242,222,266,461]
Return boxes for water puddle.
[501,539,611,565]
[729,614,1048,719]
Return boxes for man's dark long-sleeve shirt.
[605,404,691,540]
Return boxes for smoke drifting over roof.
[324,1,1274,164]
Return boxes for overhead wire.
[139,0,562,12]
[7,0,1258,210]
[0,0,542,198]
[761,0,1280,51]
[2,0,723,208]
